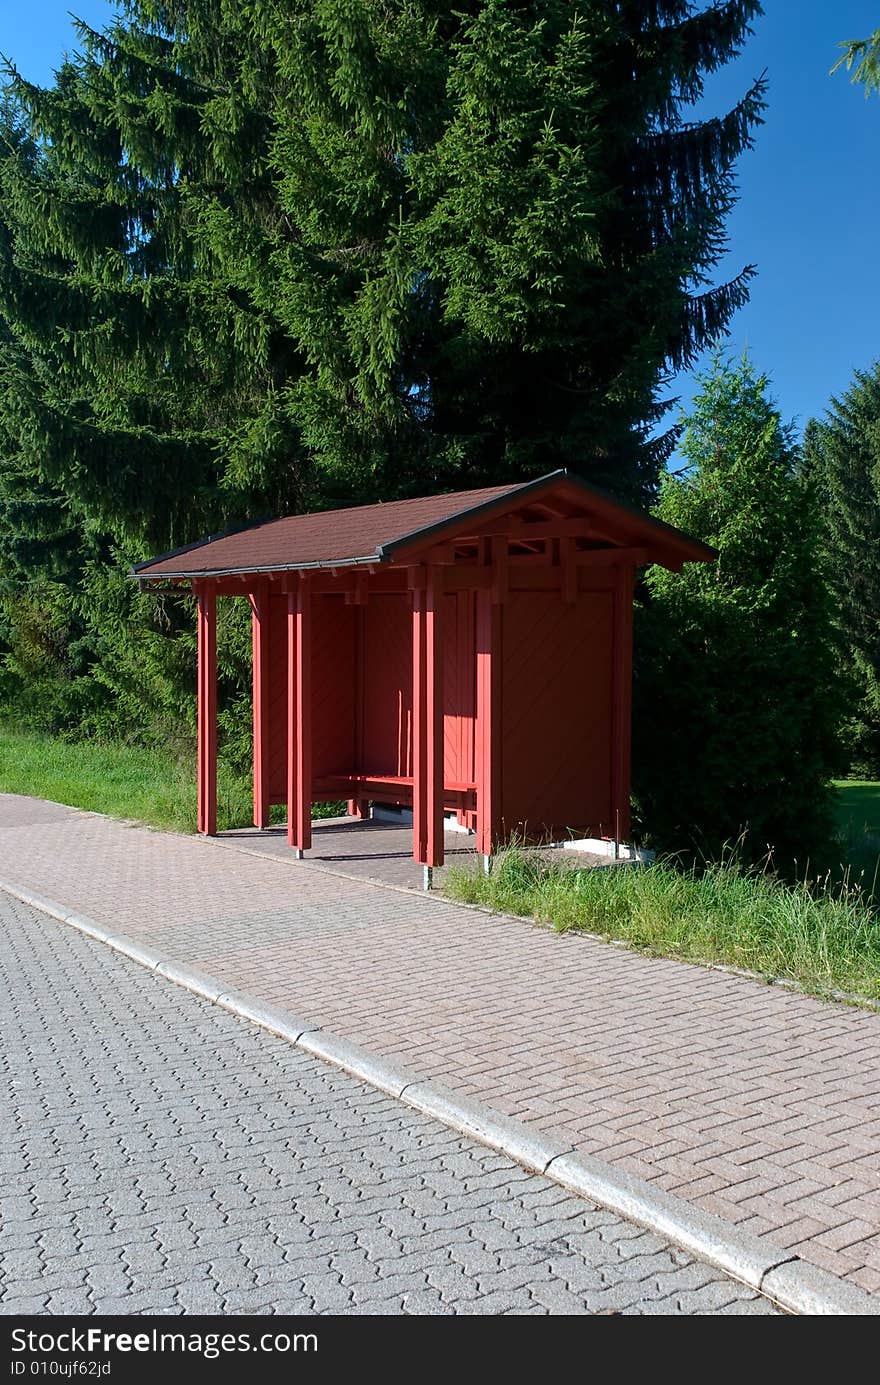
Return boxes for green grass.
[445,846,880,1005]
[833,779,880,892]
[0,726,343,833]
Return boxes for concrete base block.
[559,838,655,862]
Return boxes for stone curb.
[401,1080,569,1176]
[2,873,877,1317]
[297,1031,414,1100]
[214,989,312,1043]
[546,1151,789,1294]
[760,1259,878,1316]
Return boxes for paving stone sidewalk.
[0,893,778,1315]
[0,794,878,1295]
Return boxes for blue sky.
[2,2,879,444]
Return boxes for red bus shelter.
[135,470,713,883]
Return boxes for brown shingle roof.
[133,470,715,580]
[135,482,521,579]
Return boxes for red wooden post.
[454,589,474,829]
[412,567,444,879]
[611,563,635,845]
[350,602,366,820]
[286,585,296,850]
[196,580,218,836]
[475,587,502,862]
[287,575,312,856]
[250,582,271,828]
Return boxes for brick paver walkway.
[0,893,777,1315]
[1,793,879,1295]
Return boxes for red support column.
[412,567,444,879]
[287,576,312,856]
[611,563,635,845]
[475,588,502,861]
[196,581,218,836]
[250,583,271,828]
[349,602,366,820]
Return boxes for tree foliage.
[804,362,880,777]
[0,1,765,524]
[833,27,880,97]
[0,1,763,745]
[634,355,845,869]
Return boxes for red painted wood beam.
[412,568,445,870]
[611,564,635,845]
[448,517,596,544]
[560,537,577,604]
[411,588,427,863]
[249,583,271,828]
[490,537,508,605]
[196,581,218,836]
[475,588,502,859]
[286,586,296,849]
[287,576,313,854]
[349,602,366,820]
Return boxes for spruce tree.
[634,355,845,867]
[0,2,765,742]
[804,363,880,776]
[1,0,765,538]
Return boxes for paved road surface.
[0,894,777,1316]
[2,795,876,1292]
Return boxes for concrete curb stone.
[546,1151,790,1292]
[154,960,225,1003]
[402,1080,570,1175]
[214,989,313,1043]
[761,1259,880,1316]
[297,1030,414,1099]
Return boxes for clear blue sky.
[2,2,879,443]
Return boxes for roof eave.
[134,552,384,584]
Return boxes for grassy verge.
[0,727,342,833]
[445,847,880,1004]
[834,779,880,891]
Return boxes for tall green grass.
[445,847,880,1004]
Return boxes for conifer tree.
[634,355,845,867]
[804,363,880,776]
[1,0,765,541]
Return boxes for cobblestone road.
[0,895,778,1316]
